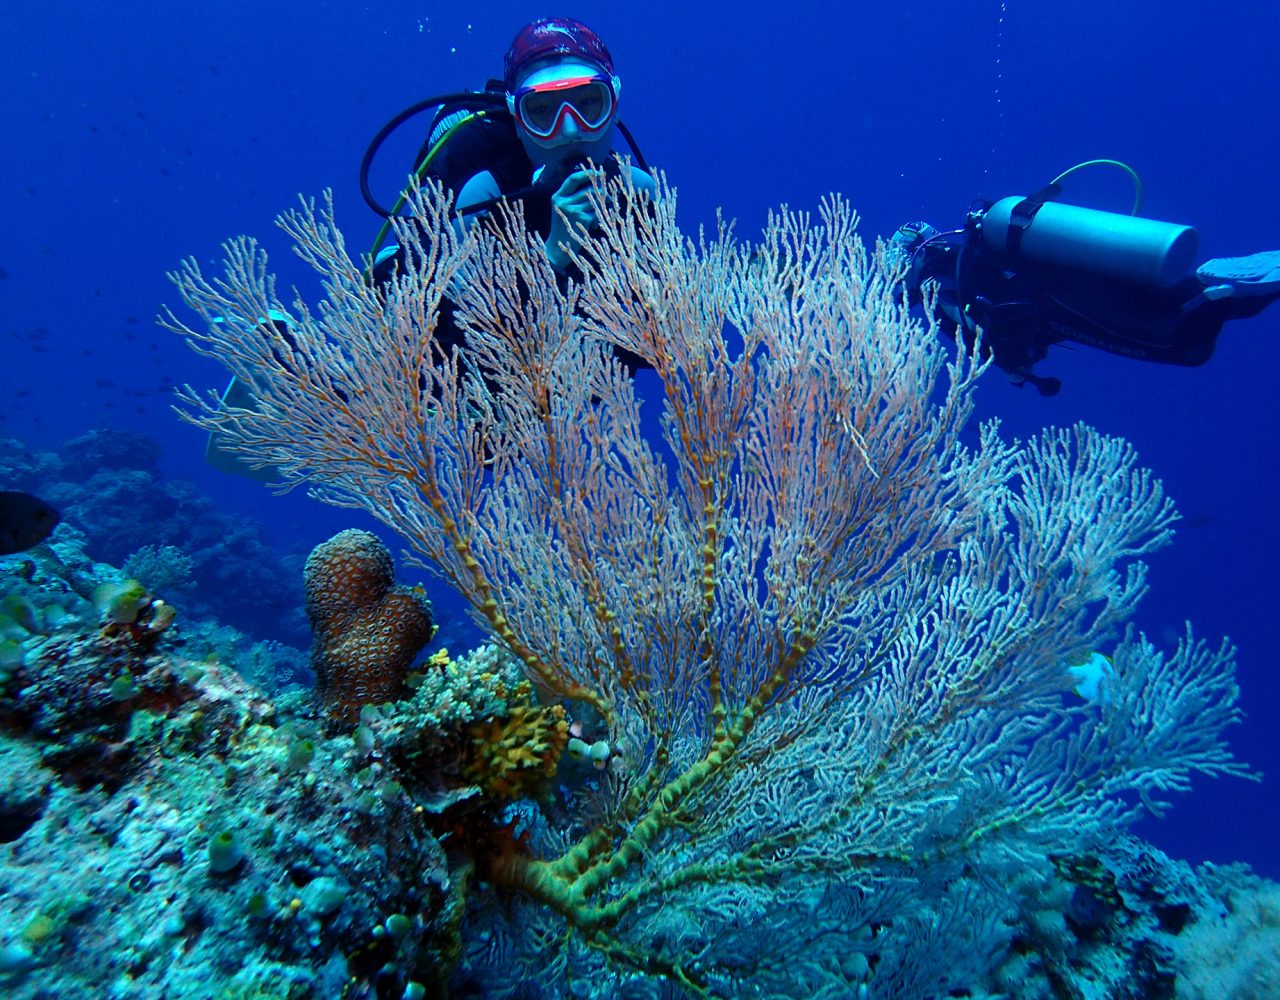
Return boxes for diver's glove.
[543,165,606,273]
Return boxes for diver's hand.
[546,168,603,271]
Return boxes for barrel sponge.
[304,529,434,722]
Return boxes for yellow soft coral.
[462,703,569,799]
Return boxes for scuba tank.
[974,159,1198,289]
[980,196,1198,288]
[896,160,1230,395]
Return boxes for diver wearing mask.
[363,17,654,288]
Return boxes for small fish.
[0,491,60,555]
[1065,651,1114,705]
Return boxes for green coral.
[401,644,525,729]
[91,578,150,624]
[108,673,138,702]
[207,829,245,874]
[284,736,316,771]
[1,595,40,633]
[0,636,24,669]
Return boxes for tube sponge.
[206,829,244,874]
[304,530,434,722]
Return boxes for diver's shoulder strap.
[1004,182,1063,257]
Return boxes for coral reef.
[161,177,1278,995]
[0,521,629,997]
[1,430,308,646]
[304,529,435,723]
[969,835,1280,1000]
[0,527,456,998]
[1176,864,1280,998]
[1,500,1277,996]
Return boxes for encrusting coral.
[303,529,434,723]
[363,645,578,803]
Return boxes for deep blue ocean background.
[2,1,1276,879]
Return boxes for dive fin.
[1195,250,1280,301]
[204,377,280,482]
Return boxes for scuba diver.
[206,17,656,477]
[890,160,1280,395]
[362,17,655,320]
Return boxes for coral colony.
[2,177,1278,997]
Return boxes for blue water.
[2,0,1277,878]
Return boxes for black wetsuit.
[367,106,549,357]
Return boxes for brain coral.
[304,529,434,722]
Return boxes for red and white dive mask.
[509,74,620,145]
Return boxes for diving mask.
[509,74,619,144]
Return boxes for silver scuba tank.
[980,196,1199,288]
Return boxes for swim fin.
[204,377,279,482]
[1195,250,1280,301]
